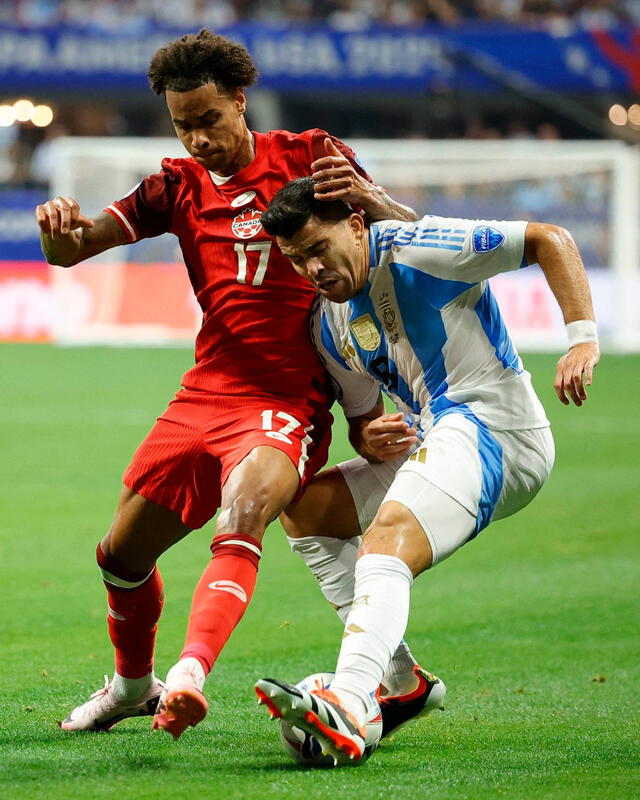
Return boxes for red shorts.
[123,388,333,529]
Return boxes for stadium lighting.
[0,104,16,126]
[628,104,640,129]
[13,98,35,122]
[32,104,54,127]
[608,104,628,126]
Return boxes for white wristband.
[566,319,598,348]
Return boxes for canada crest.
[232,207,262,239]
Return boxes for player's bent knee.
[383,474,477,568]
[217,483,290,538]
[360,501,433,576]
[219,448,301,536]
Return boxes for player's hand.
[35,196,94,239]
[311,138,374,205]
[361,412,418,461]
[554,342,600,406]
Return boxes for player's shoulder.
[313,295,348,336]
[371,215,477,249]
[265,127,327,142]
[263,128,329,153]
[158,156,199,179]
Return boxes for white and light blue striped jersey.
[311,215,550,434]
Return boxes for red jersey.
[105,128,370,402]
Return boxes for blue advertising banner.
[0,23,637,93]
[0,189,47,260]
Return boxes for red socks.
[96,545,164,679]
[181,534,262,674]
[96,533,261,679]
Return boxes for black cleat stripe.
[322,701,359,737]
[263,679,304,699]
[324,706,338,729]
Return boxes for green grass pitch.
[1,345,638,799]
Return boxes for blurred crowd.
[2,0,639,29]
[3,109,568,188]
[2,0,635,189]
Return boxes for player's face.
[166,82,252,175]
[278,214,369,303]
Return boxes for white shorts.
[337,413,554,566]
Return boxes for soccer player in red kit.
[35,30,421,741]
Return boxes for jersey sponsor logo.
[232,207,263,239]
[208,580,247,603]
[349,314,380,351]
[230,190,257,208]
[473,226,504,253]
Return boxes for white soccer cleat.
[153,658,208,741]
[255,677,375,766]
[60,675,165,732]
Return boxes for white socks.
[330,553,413,723]
[166,657,206,692]
[288,535,359,623]
[111,671,154,701]
[288,536,419,692]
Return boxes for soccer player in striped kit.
[34,30,426,740]
[255,177,599,764]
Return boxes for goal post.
[48,136,640,351]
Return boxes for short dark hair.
[261,177,352,240]
[148,29,259,95]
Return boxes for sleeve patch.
[473,226,505,253]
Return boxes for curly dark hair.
[261,177,351,240]
[148,29,259,95]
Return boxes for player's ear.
[234,88,247,114]
[349,212,365,241]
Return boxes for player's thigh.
[281,465,361,540]
[216,397,333,538]
[335,455,407,533]
[491,426,555,521]
[384,414,497,565]
[102,486,192,575]
[370,478,476,574]
[218,446,301,538]
[382,416,554,567]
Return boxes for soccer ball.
[278,671,382,767]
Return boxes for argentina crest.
[378,292,399,344]
[349,314,381,351]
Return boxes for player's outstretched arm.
[311,138,418,222]
[35,196,127,267]
[348,402,419,463]
[524,222,600,407]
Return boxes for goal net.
[49,136,640,351]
